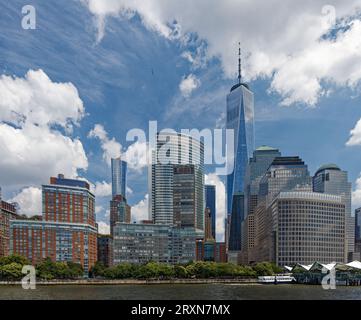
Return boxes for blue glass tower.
[111,158,127,198]
[205,185,216,239]
[226,46,254,216]
[226,46,254,250]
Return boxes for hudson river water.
[1,284,361,299]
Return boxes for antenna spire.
[238,42,242,84]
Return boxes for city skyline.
[1,1,361,245]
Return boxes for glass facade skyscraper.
[150,132,204,230]
[111,157,127,198]
[226,82,254,215]
[244,146,281,217]
[205,185,216,239]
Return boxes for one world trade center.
[226,45,255,251]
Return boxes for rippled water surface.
[1,284,361,300]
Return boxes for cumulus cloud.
[124,140,148,173]
[205,173,226,242]
[179,74,201,97]
[8,187,42,217]
[82,0,361,106]
[97,221,110,235]
[88,124,122,165]
[131,194,149,222]
[91,181,112,197]
[89,124,149,172]
[346,118,361,146]
[0,69,88,188]
[0,69,84,128]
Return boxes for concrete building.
[271,192,346,265]
[313,164,353,262]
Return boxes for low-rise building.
[113,223,203,265]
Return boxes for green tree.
[0,262,23,280]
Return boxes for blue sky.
[0,0,361,238]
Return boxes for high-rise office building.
[356,207,361,241]
[239,146,281,263]
[313,164,353,262]
[111,157,127,198]
[355,208,361,260]
[150,132,204,230]
[10,175,97,272]
[226,46,254,255]
[0,188,18,257]
[253,156,312,263]
[205,185,216,239]
[226,46,254,216]
[228,192,245,252]
[244,146,281,217]
[110,194,131,235]
[271,191,346,265]
[204,207,213,241]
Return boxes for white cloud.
[88,124,122,165]
[346,118,361,146]
[89,124,149,172]
[179,74,201,97]
[0,69,88,188]
[205,173,225,242]
[8,187,42,217]
[353,176,361,209]
[0,69,84,128]
[97,221,110,235]
[91,180,112,197]
[131,194,149,222]
[124,141,148,173]
[83,0,361,106]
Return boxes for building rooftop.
[315,163,341,176]
[256,145,278,152]
[271,156,305,166]
[230,82,250,92]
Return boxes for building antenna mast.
[238,42,242,84]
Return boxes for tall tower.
[150,132,204,230]
[226,44,255,249]
[205,185,216,239]
[111,157,127,198]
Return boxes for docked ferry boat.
[258,275,295,284]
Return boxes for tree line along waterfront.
[0,255,284,281]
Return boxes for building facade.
[110,194,131,235]
[111,157,127,198]
[271,192,346,265]
[150,132,204,231]
[10,175,97,272]
[97,234,113,267]
[313,164,353,262]
[113,223,202,265]
[205,185,216,239]
[253,156,312,263]
[226,77,255,216]
[0,189,18,257]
